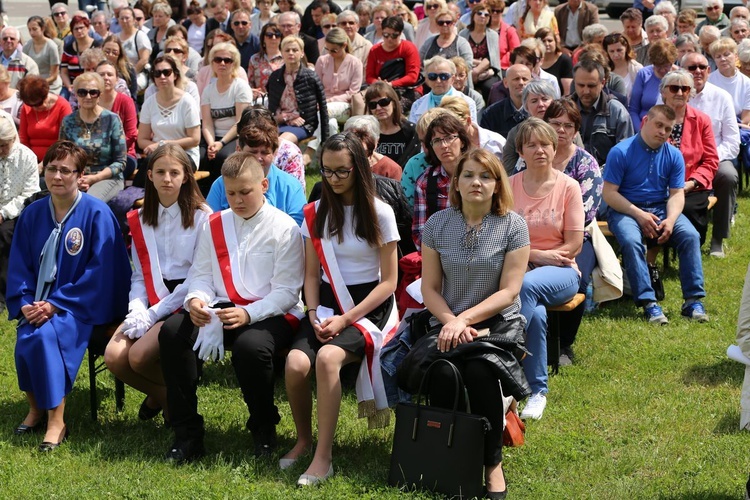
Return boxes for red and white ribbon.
[128,209,170,306]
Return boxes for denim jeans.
[607,205,705,305]
[520,266,580,395]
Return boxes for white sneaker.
[520,393,547,420]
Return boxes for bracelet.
[308,308,317,314]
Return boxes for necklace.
[80,114,98,139]
[461,213,487,271]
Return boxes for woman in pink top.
[315,28,363,130]
[509,117,584,421]
[17,76,72,165]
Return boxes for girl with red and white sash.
[283,134,400,486]
[105,144,210,423]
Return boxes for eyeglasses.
[382,32,401,39]
[686,64,709,71]
[320,167,353,179]
[1,37,16,42]
[153,68,174,78]
[339,20,357,26]
[667,84,692,94]
[437,19,454,26]
[706,5,721,10]
[52,11,67,17]
[134,16,144,21]
[233,20,249,26]
[475,11,490,17]
[165,47,185,54]
[426,3,440,9]
[76,88,101,97]
[431,134,458,147]
[427,72,452,81]
[368,97,391,110]
[72,25,87,31]
[322,24,335,29]
[213,56,234,64]
[492,9,503,13]
[45,166,78,176]
[265,31,283,38]
[549,120,576,130]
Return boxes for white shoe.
[279,457,297,470]
[297,464,333,487]
[520,393,547,420]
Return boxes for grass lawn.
[0,178,749,498]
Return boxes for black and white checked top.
[422,207,530,323]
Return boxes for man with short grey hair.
[699,25,721,71]
[279,11,320,64]
[636,15,669,65]
[0,27,38,89]
[653,1,677,36]
[337,11,372,66]
[681,51,739,258]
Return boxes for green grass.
[0,184,749,498]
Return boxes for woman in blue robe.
[7,140,131,451]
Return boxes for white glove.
[122,316,141,339]
[193,308,224,362]
[122,308,159,340]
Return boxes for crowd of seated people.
[3,0,743,495]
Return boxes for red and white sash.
[303,202,399,428]
[127,209,170,306]
[208,210,303,329]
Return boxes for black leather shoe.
[138,396,162,421]
[39,428,69,452]
[252,427,277,458]
[485,489,507,499]
[14,420,43,435]
[164,439,205,463]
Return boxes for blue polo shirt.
[603,134,685,206]
[206,164,306,225]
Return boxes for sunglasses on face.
[53,11,67,17]
[382,32,400,39]
[339,20,357,25]
[322,24,335,29]
[686,64,709,71]
[165,47,184,54]
[233,20,249,26]
[265,31,283,38]
[76,88,101,97]
[368,97,391,110]
[667,84,691,94]
[426,4,440,9]
[213,56,234,64]
[153,68,174,78]
[706,5,721,10]
[492,9,503,13]
[135,16,144,21]
[475,11,490,17]
[427,72,452,81]
[2,37,15,42]
[437,19,454,26]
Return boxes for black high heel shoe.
[14,420,43,435]
[39,427,69,452]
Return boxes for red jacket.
[365,40,421,88]
[674,105,719,191]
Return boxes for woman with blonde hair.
[315,28,362,129]
[59,72,127,202]
[517,0,558,39]
[420,8,473,71]
[268,36,329,145]
[415,0,447,50]
[395,4,418,29]
[102,35,138,99]
[317,13,338,55]
[0,67,21,125]
[200,41,252,183]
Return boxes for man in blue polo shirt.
[603,104,708,325]
[206,122,305,225]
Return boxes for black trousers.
[0,217,16,302]
[159,309,294,442]
[683,190,711,247]
[428,360,503,466]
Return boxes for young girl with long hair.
[283,133,400,486]
[104,144,210,422]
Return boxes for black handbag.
[388,359,490,499]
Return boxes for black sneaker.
[164,439,205,463]
[559,346,574,367]
[252,426,277,458]
[648,264,665,301]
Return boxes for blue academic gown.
[7,193,131,410]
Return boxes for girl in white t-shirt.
[283,134,400,486]
[104,144,210,423]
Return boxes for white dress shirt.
[185,202,304,323]
[691,82,741,162]
[0,142,39,221]
[129,205,210,319]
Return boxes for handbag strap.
[416,359,471,413]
